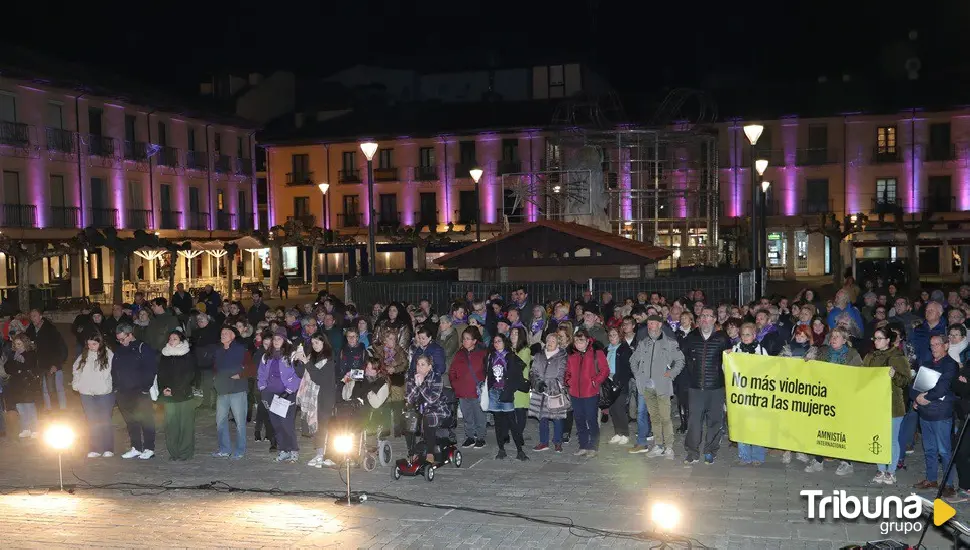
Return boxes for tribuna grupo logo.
[801,490,924,535]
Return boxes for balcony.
[238,213,254,231]
[285,171,314,185]
[87,135,115,158]
[286,215,316,228]
[374,167,399,182]
[871,147,901,164]
[454,209,477,225]
[338,169,361,183]
[376,211,400,226]
[188,212,210,230]
[186,150,208,171]
[124,140,148,162]
[924,144,956,162]
[217,212,236,231]
[156,146,180,167]
[46,128,75,153]
[871,197,903,215]
[499,159,521,174]
[236,158,253,176]
[415,210,439,227]
[924,195,956,213]
[127,209,153,230]
[0,121,29,147]
[800,199,834,215]
[413,166,438,181]
[160,210,181,230]
[339,213,361,228]
[539,158,560,171]
[214,154,232,173]
[1,204,36,228]
[796,148,838,166]
[453,162,477,179]
[745,200,780,216]
[50,206,80,229]
[90,208,118,228]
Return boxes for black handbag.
[598,377,620,408]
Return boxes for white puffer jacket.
[72,349,114,396]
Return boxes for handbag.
[592,350,620,408]
[461,351,488,411]
[149,375,159,402]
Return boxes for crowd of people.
[1,277,970,498]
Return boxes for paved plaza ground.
[0,399,964,549]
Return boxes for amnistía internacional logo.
[801,490,956,535]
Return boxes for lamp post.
[743,123,765,296]
[360,142,378,276]
[469,166,483,242]
[760,179,771,296]
[318,182,330,295]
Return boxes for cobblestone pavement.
[0,402,962,549]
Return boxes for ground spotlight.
[649,501,684,548]
[44,423,75,491]
[333,433,361,506]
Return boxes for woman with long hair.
[252,330,277,449]
[6,333,42,439]
[863,326,911,485]
[294,332,336,468]
[486,334,529,461]
[508,326,532,438]
[605,326,633,445]
[71,332,115,457]
[257,328,303,463]
[158,330,196,461]
[375,302,412,350]
[372,328,408,436]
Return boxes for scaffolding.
[500,90,721,267]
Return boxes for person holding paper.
[911,334,958,497]
[257,327,303,464]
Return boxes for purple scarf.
[756,323,778,342]
[530,318,545,334]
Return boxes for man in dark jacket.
[213,327,249,459]
[146,298,181,352]
[680,307,732,465]
[247,290,270,326]
[754,309,785,356]
[911,334,958,495]
[192,313,222,409]
[171,283,194,320]
[321,313,344,356]
[113,322,160,460]
[912,302,947,367]
[198,285,222,317]
[102,304,133,347]
[26,309,68,411]
[410,326,447,376]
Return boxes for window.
[928,123,952,160]
[766,232,786,267]
[342,151,355,171]
[807,125,827,149]
[379,194,398,223]
[378,149,393,169]
[419,147,435,167]
[458,190,477,224]
[501,139,518,161]
[293,197,310,217]
[90,177,106,208]
[46,102,63,129]
[875,178,897,205]
[876,126,896,153]
[127,180,144,209]
[217,189,225,211]
[794,231,808,271]
[160,184,172,212]
[3,171,22,204]
[49,175,66,208]
[342,195,360,227]
[0,93,16,122]
[157,121,167,146]
[238,191,247,213]
[124,114,137,142]
[928,175,953,212]
[214,132,222,153]
[459,141,476,166]
[187,127,196,151]
[87,107,103,136]
[188,186,200,213]
[291,154,309,177]
[418,192,437,225]
[237,136,244,158]
[549,65,564,98]
[805,178,829,214]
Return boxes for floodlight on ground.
[333,433,361,506]
[44,423,75,491]
[650,501,681,532]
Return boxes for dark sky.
[2,0,967,97]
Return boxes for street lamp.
[743,123,765,297]
[360,142,378,276]
[469,166,483,242]
[760,180,771,294]
[318,182,330,295]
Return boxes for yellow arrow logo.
[934,499,956,526]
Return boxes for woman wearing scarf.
[371,328,408,436]
[257,328,303,463]
[950,324,969,367]
[788,325,818,359]
[731,322,769,465]
[804,327,862,475]
[294,333,336,468]
[605,326,633,445]
[486,333,530,461]
[405,354,451,463]
[527,304,547,350]
[158,330,197,461]
[810,317,828,348]
[529,332,570,452]
[863,327,912,486]
[355,318,372,349]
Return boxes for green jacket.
[862,346,912,418]
[514,347,532,409]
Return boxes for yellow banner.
[722,353,892,463]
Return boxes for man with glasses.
[681,308,732,465]
[911,335,957,497]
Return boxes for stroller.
[329,398,393,471]
[392,397,462,482]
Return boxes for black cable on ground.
[0,473,710,549]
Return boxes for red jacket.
[564,347,609,399]
[448,347,488,399]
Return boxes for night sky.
[2,0,967,98]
